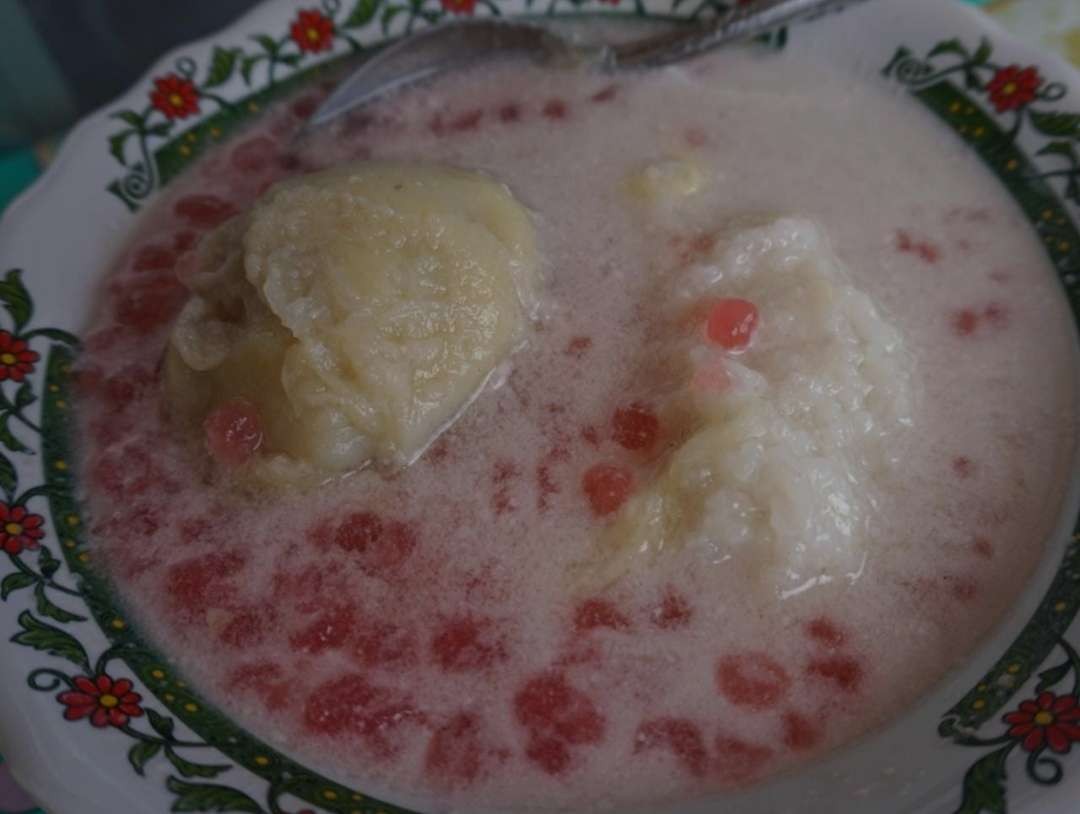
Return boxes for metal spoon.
[306,0,869,133]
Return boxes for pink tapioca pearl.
[805,655,863,693]
[426,436,450,463]
[72,366,102,396]
[514,671,606,750]
[582,464,634,517]
[555,637,602,668]
[216,602,275,649]
[565,335,592,358]
[102,365,155,412]
[611,403,660,452]
[114,549,159,581]
[323,511,378,550]
[355,699,427,758]
[174,194,237,229]
[952,455,975,479]
[542,98,568,120]
[289,605,357,654]
[227,662,290,710]
[983,301,1009,327]
[497,102,522,123]
[491,459,521,515]
[684,127,708,147]
[944,574,979,602]
[714,734,774,783]
[715,652,792,711]
[253,177,278,197]
[949,302,1009,337]
[804,616,846,649]
[544,401,568,418]
[706,298,759,351]
[267,110,300,140]
[430,615,508,672]
[203,397,264,467]
[590,85,617,103]
[112,275,188,334]
[449,108,483,131]
[634,718,708,777]
[290,95,319,120]
[178,514,214,546]
[330,511,418,574]
[302,674,424,757]
[574,598,631,632]
[672,232,716,266]
[276,151,304,174]
[895,229,941,263]
[651,589,693,630]
[173,230,198,253]
[88,415,135,448]
[425,713,507,787]
[972,536,994,560]
[83,326,130,354]
[164,551,246,621]
[951,308,979,336]
[230,136,279,174]
[96,503,160,551]
[536,462,560,510]
[131,243,176,273]
[781,710,821,751]
[525,735,571,775]
[352,621,417,669]
[91,442,158,499]
[272,563,333,614]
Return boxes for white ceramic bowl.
[0,1,1078,812]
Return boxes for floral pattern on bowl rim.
[1,1,1079,813]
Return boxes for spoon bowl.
[306,0,870,133]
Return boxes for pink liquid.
[75,44,1077,813]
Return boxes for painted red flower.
[149,74,200,120]
[290,9,336,53]
[440,0,477,15]
[1003,691,1080,753]
[0,503,45,555]
[0,330,38,382]
[986,65,1042,113]
[57,674,144,728]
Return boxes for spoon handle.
[610,0,871,69]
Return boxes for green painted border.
[878,40,1080,812]
[903,81,1080,732]
[873,50,1080,727]
[42,347,411,814]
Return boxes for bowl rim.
[1,1,1079,813]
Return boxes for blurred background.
[0,0,265,210]
[1,0,261,147]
